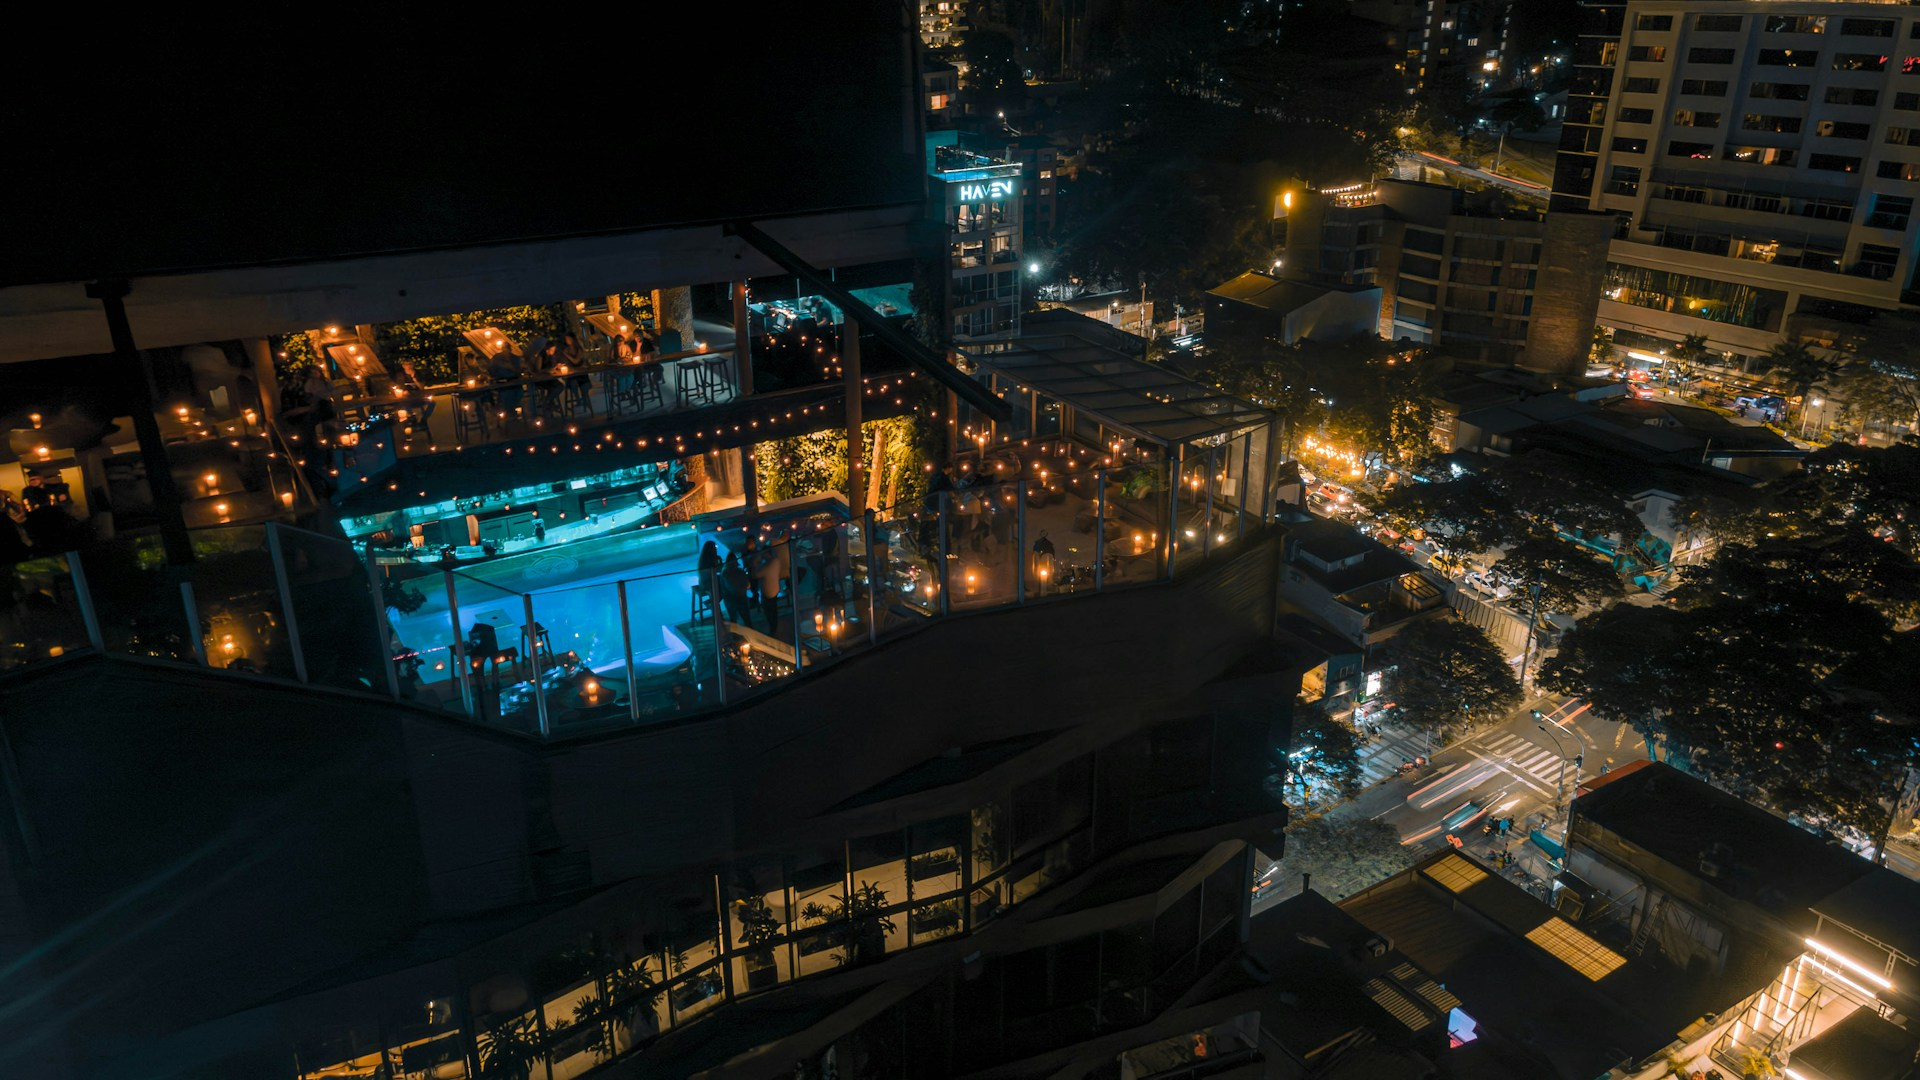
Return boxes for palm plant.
[1763,340,1843,431]
[1667,333,1708,383]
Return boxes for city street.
[1257,692,1653,914]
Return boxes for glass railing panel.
[784,522,861,672]
[1022,444,1102,599]
[1172,453,1212,576]
[81,535,195,664]
[947,481,1019,610]
[446,571,543,736]
[274,526,389,696]
[720,531,803,704]
[1105,462,1168,586]
[624,561,722,724]
[381,565,471,718]
[862,504,939,639]
[0,553,91,672]
[187,525,297,679]
[529,580,632,736]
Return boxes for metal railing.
[3,455,1271,740]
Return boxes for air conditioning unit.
[1698,856,1723,878]
[1816,120,1837,137]
[1362,934,1393,958]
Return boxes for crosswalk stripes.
[1477,732,1574,789]
[1355,729,1435,786]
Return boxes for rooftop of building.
[1787,1005,1920,1080]
[0,5,923,289]
[1574,763,1875,924]
[1342,851,1759,1080]
[1809,865,1920,967]
[1207,272,1378,314]
[1284,518,1424,593]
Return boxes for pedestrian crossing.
[1354,728,1438,786]
[1473,731,1575,795]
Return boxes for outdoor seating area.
[304,323,741,462]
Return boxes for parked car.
[1464,571,1512,600]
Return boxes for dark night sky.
[2,3,922,288]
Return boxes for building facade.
[1282,178,1611,371]
[933,142,1026,341]
[1553,0,1920,364]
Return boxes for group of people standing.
[918,463,1015,554]
[698,534,792,634]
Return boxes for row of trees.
[1541,441,1920,836]
[1374,449,1635,616]
[1200,337,1442,471]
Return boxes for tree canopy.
[1384,615,1522,733]
[1540,443,1920,832]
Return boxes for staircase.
[1628,893,1666,958]
[1709,958,1829,1078]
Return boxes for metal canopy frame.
[967,334,1272,449]
[726,220,1011,421]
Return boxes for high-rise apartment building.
[1552,1,1920,364]
[932,140,1026,341]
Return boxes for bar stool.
[455,393,491,443]
[638,364,666,410]
[520,622,553,670]
[563,376,593,418]
[702,356,734,402]
[674,359,712,407]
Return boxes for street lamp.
[1537,719,1583,846]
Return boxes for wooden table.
[463,327,519,359]
[326,341,387,382]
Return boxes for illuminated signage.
[958,179,1017,201]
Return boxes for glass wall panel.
[81,535,195,663]
[1104,461,1167,585]
[970,802,1011,926]
[188,525,296,679]
[529,581,630,735]
[275,525,387,695]
[791,845,849,979]
[863,504,938,637]
[0,552,90,672]
[948,480,1019,610]
[725,858,792,996]
[785,522,858,673]
[382,565,472,718]
[446,571,541,735]
[848,828,911,957]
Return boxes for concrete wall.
[1286,288,1385,345]
[0,533,1288,1077]
[1524,210,1614,375]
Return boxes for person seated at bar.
[486,346,522,383]
[558,333,583,368]
[610,331,635,363]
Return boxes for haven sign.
[959,178,1017,201]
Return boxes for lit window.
[1423,854,1488,894]
[1526,917,1626,981]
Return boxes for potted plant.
[476,1012,540,1080]
[735,894,783,991]
[800,881,898,967]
